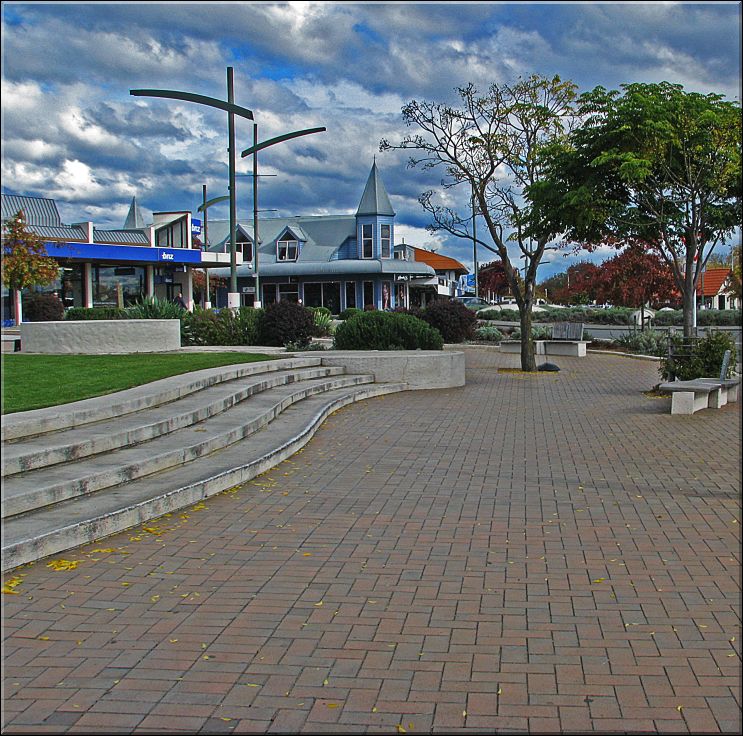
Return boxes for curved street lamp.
[240,125,326,307]
[131,67,253,308]
[196,188,230,307]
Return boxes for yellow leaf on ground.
[47,559,80,571]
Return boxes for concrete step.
[2,381,407,571]
[1,356,324,442]
[2,365,346,476]
[2,373,375,518]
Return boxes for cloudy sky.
[2,1,741,278]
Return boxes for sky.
[1,1,741,279]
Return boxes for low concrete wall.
[313,350,465,390]
[20,320,181,354]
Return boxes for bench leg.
[728,384,739,403]
[670,391,708,415]
[708,387,725,409]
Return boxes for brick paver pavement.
[2,348,740,734]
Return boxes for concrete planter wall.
[315,350,465,390]
[20,320,181,354]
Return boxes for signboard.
[45,241,202,264]
[465,274,476,288]
[191,218,202,236]
[241,286,256,294]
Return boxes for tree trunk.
[519,306,536,371]
[682,271,695,338]
[13,289,22,326]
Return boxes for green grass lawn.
[1,352,276,414]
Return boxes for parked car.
[455,297,491,310]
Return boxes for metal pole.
[227,67,239,307]
[471,184,478,298]
[202,184,210,307]
[252,122,261,308]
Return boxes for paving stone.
[2,348,740,733]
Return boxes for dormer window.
[277,238,298,261]
[381,224,391,258]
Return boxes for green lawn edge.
[1,352,277,415]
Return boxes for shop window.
[363,281,374,309]
[345,282,357,310]
[278,283,299,303]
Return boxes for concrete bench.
[658,380,724,414]
[659,349,740,414]
[499,322,588,357]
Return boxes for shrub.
[479,308,521,322]
[474,325,503,342]
[64,306,128,320]
[125,296,186,320]
[659,331,738,381]
[308,306,332,317]
[339,307,362,321]
[333,311,443,350]
[419,300,477,343]
[258,301,315,347]
[614,329,669,357]
[510,325,553,340]
[182,306,263,346]
[23,293,65,322]
[311,309,333,337]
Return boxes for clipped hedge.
[64,306,128,320]
[473,325,503,342]
[333,311,443,351]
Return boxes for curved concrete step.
[2,365,345,477]
[2,373,375,518]
[1,381,408,572]
[1,356,324,442]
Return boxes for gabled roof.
[356,161,395,217]
[1,193,62,226]
[410,246,469,275]
[123,197,147,229]
[697,268,732,296]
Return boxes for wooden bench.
[659,350,740,415]
[500,321,588,356]
[541,322,588,357]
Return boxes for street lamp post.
[197,186,229,307]
[471,183,478,298]
[131,67,254,309]
[240,124,326,308]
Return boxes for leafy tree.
[381,74,579,371]
[478,259,514,301]
[596,244,678,328]
[536,81,741,337]
[730,244,742,300]
[1,210,59,325]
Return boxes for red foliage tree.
[553,261,601,304]
[597,245,679,310]
[478,260,514,300]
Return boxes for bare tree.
[381,75,578,370]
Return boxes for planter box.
[20,320,181,354]
[499,340,587,357]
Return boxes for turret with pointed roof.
[356,160,395,217]
[123,196,146,229]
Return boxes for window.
[237,235,253,262]
[362,224,373,258]
[277,239,298,261]
[156,218,187,248]
[278,283,299,303]
[345,282,356,309]
[303,282,341,313]
[381,224,391,258]
[363,281,374,308]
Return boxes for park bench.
[541,322,588,357]
[500,321,588,357]
[659,349,740,415]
